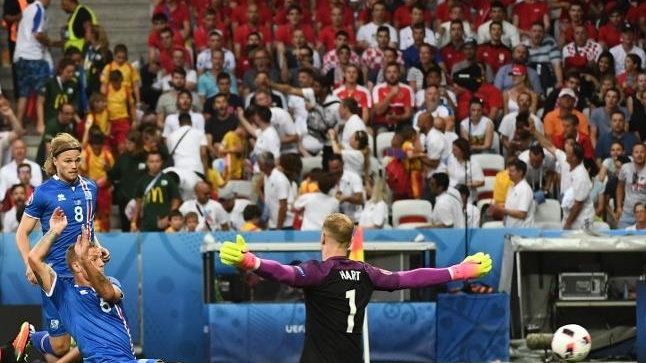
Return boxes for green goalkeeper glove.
[448,252,493,280]
[220,235,258,270]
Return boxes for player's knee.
[50,338,71,356]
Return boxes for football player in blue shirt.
[28,208,162,363]
[14,132,107,362]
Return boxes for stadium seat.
[471,154,504,177]
[476,176,496,201]
[481,221,504,228]
[301,156,323,178]
[392,199,433,228]
[376,132,395,161]
[227,180,253,199]
[534,198,562,225]
[492,131,501,154]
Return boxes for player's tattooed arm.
[28,208,68,292]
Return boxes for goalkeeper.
[220,213,492,363]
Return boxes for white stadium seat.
[392,199,433,228]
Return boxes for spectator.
[179,181,230,231]
[543,88,589,139]
[361,26,402,83]
[79,127,114,232]
[100,44,141,105]
[166,112,209,175]
[275,5,316,47]
[626,202,646,231]
[476,21,513,75]
[562,25,603,70]
[494,44,542,94]
[589,87,627,144]
[489,159,535,227]
[477,2,520,47]
[418,113,450,178]
[456,183,480,228]
[318,8,356,53]
[242,48,281,94]
[399,4,437,51]
[492,155,516,207]
[428,172,464,228]
[216,184,251,231]
[372,62,414,133]
[131,150,182,232]
[627,72,646,140]
[153,0,190,40]
[617,54,643,97]
[184,211,199,231]
[460,98,495,154]
[158,47,196,91]
[240,204,262,231]
[0,139,43,200]
[512,0,550,37]
[358,177,389,229]
[616,144,646,228]
[338,98,368,150]
[37,58,78,135]
[61,0,97,51]
[198,50,238,104]
[83,24,112,98]
[402,24,435,70]
[598,7,623,49]
[237,105,280,159]
[2,184,26,232]
[502,65,538,115]
[252,88,299,155]
[407,44,444,93]
[196,30,236,75]
[162,89,206,138]
[412,85,452,129]
[437,4,475,47]
[0,97,25,165]
[217,124,247,181]
[609,24,646,75]
[328,154,364,223]
[518,144,557,194]
[440,20,466,74]
[334,68,371,125]
[156,67,202,128]
[193,10,229,54]
[356,1,398,51]
[596,142,630,226]
[147,13,182,64]
[499,92,543,155]
[595,112,637,163]
[452,38,494,83]
[322,32,361,75]
[164,210,184,232]
[36,103,76,166]
[204,73,244,117]
[543,71,588,114]
[1,162,35,213]
[293,172,339,230]
[329,128,370,183]
[204,93,239,155]
[454,64,503,121]
[447,137,485,198]
[526,22,563,92]
[556,1,597,46]
[2,0,28,96]
[552,114,594,160]
[279,40,321,85]
[84,92,109,140]
[105,69,137,154]
[262,152,301,230]
[13,0,55,129]
[232,3,273,60]
[108,130,147,232]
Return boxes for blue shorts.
[14,58,50,98]
[41,279,69,337]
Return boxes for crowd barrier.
[1,228,644,362]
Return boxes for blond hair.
[370,177,387,203]
[44,133,82,176]
[323,213,355,248]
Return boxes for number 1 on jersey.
[345,289,357,333]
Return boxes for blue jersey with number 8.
[24,175,97,276]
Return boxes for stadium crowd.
[1,0,646,233]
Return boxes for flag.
[349,226,364,262]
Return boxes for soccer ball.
[551,324,592,362]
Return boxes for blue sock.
[30,331,58,357]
